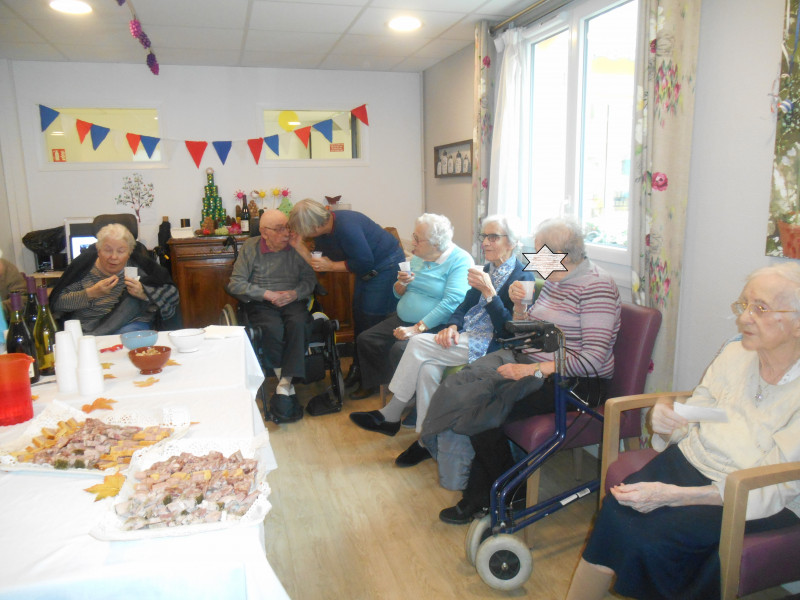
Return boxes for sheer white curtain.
[488,29,528,219]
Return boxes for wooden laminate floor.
[259,359,791,600]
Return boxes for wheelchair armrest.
[223,285,252,305]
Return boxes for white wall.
[422,45,475,251]
[0,61,423,270]
[674,0,787,390]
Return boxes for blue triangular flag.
[313,119,333,143]
[90,124,110,150]
[212,141,232,165]
[264,135,280,156]
[39,105,60,132]
[141,135,160,158]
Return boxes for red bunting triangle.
[351,104,369,126]
[126,133,141,155]
[247,138,263,164]
[294,126,311,148]
[76,119,92,143]
[185,140,208,168]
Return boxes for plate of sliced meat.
[90,434,272,540]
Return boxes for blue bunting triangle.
[90,124,110,150]
[140,135,160,158]
[39,105,60,132]
[264,135,279,156]
[212,141,232,164]
[313,119,333,143]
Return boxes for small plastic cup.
[398,261,411,272]
[124,266,138,280]
[311,251,323,259]
[519,281,536,306]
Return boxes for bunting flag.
[212,141,232,165]
[264,135,279,157]
[141,135,160,158]
[351,104,369,126]
[294,126,311,148]
[39,105,59,132]
[247,138,264,163]
[76,119,92,143]
[185,140,208,168]
[90,124,110,150]
[313,119,333,143]
[126,133,141,154]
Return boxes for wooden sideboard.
[168,236,355,342]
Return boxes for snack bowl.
[128,346,171,375]
[121,330,158,351]
[168,328,205,353]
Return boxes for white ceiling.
[0,0,527,72]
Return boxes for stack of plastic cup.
[54,331,79,393]
[64,320,83,350]
[77,335,104,396]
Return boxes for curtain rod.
[490,0,551,34]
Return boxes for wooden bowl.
[128,345,171,375]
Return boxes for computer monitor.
[64,218,96,263]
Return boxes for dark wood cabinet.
[168,236,355,342]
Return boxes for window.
[262,110,362,160]
[524,0,639,257]
[43,108,160,164]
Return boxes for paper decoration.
[212,141,232,165]
[351,104,369,126]
[185,141,208,168]
[313,119,333,143]
[90,124,110,150]
[247,138,264,163]
[141,135,160,158]
[76,119,92,143]
[294,126,311,148]
[126,133,141,154]
[264,135,279,156]
[39,105,59,132]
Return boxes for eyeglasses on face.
[261,225,290,233]
[412,233,429,243]
[478,233,508,243]
[730,301,797,317]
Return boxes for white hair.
[416,213,454,251]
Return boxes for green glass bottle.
[33,286,57,376]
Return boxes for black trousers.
[245,300,312,380]
[355,314,412,390]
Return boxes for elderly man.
[228,209,318,423]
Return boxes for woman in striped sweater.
[422,217,621,524]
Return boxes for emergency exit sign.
[52,149,67,162]
[330,143,344,152]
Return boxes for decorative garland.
[114,0,159,75]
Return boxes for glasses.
[478,233,508,243]
[412,234,429,243]
[261,225,290,233]
[730,301,797,317]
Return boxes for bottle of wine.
[241,197,250,234]
[23,275,39,333]
[33,286,57,376]
[6,292,40,383]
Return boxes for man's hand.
[263,290,297,307]
[86,276,119,299]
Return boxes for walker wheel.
[465,515,492,566]
[475,534,532,591]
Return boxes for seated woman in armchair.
[50,223,180,334]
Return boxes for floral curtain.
[630,0,703,392]
[471,21,497,260]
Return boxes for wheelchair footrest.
[306,389,342,417]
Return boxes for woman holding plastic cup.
[50,223,180,334]
[349,213,474,399]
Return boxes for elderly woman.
[288,199,406,391]
[350,213,474,400]
[0,249,26,320]
[349,215,534,464]
[50,223,180,335]
[422,217,621,524]
[565,263,800,600]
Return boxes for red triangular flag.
[351,104,369,126]
[294,126,311,148]
[247,138,263,164]
[126,133,141,155]
[185,140,208,168]
[76,119,92,143]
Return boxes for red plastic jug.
[0,354,35,426]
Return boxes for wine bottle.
[6,292,40,383]
[23,275,39,333]
[241,198,250,234]
[33,286,57,376]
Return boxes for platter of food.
[0,401,190,476]
[90,434,272,540]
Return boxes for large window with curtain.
[520,0,639,264]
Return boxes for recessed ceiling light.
[49,0,92,15]
[51,131,65,136]
[388,16,421,32]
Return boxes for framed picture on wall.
[434,140,473,178]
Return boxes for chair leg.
[380,384,389,407]
[572,448,584,480]
[523,469,541,548]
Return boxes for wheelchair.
[218,236,345,422]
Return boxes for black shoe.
[343,363,360,388]
[349,385,376,400]
[395,440,431,467]
[349,410,400,436]
[306,390,342,416]
[439,500,486,525]
[270,393,303,424]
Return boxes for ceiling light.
[51,131,64,136]
[50,0,92,14]
[388,16,421,32]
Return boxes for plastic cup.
[77,335,100,369]
[55,331,78,367]
[77,365,104,396]
[311,251,323,259]
[398,261,411,272]
[56,364,78,394]
[519,281,536,306]
[64,320,83,349]
[124,266,138,280]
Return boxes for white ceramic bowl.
[168,328,205,353]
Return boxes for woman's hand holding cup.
[397,270,415,286]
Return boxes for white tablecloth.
[0,331,289,600]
